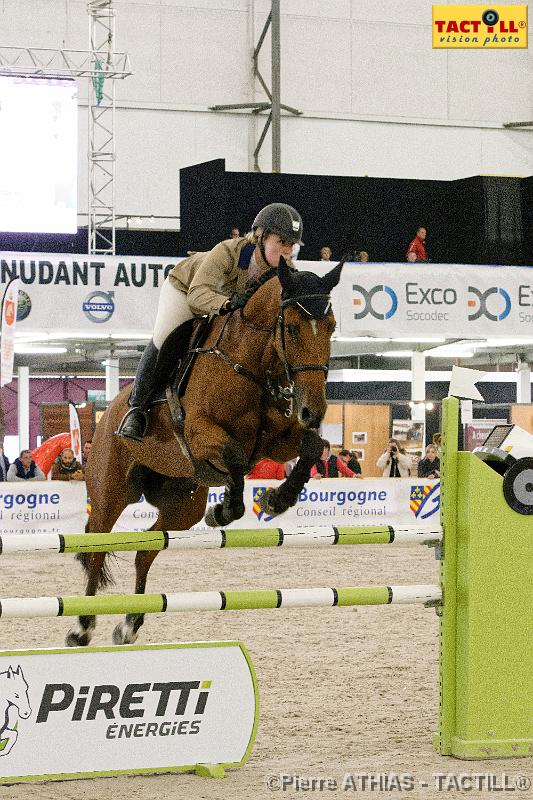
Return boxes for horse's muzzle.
[295,388,327,429]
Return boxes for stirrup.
[115,406,149,441]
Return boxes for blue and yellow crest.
[252,486,275,522]
[410,482,440,519]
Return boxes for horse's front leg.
[204,439,248,527]
[260,428,323,516]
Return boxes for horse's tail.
[75,552,115,590]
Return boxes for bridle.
[191,280,332,418]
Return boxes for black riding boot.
[116,340,160,441]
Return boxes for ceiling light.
[376,351,414,358]
[392,337,446,343]
[332,336,391,342]
[110,332,151,339]
[426,350,474,358]
[15,345,68,354]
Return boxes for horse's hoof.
[65,628,92,647]
[205,505,220,527]
[112,622,138,645]
[258,488,288,516]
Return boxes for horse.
[0,666,31,756]
[66,257,344,648]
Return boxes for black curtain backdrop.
[180,159,530,266]
[0,229,180,257]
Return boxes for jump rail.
[0,525,442,555]
[0,584,442,618]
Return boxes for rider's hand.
[220,293,246,315]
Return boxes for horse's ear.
[7,666,13,678]
[320,258,345,293]
[277,256,294,291]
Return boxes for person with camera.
[376,438,412,478]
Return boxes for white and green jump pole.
[0,524,441,555]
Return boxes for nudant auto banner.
[1,251,531,338]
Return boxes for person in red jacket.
[246,458,286,480]
[406,226,428,262]
[310,441,357,479]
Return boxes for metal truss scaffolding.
[0,0,131,255]
[209,0,301,172]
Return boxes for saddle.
[156,316,212,436]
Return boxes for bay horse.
[67,257,344,647]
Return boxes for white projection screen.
[0,76,77,233]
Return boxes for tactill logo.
[83,290,115,323]
[352,285,398,320]
[0,666,31,757]
[468,286,511,321]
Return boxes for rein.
[190,272,331,418]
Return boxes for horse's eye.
[286,323,298,337]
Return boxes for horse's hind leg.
[65,552,109,647]
[66,468,141,647]
[112,477,208,645]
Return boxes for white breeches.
[152,277,195,349]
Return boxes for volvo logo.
[468,286,511,321]
[352,285,398,320]
[82,290,115,323]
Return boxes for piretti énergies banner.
[1,251,532,339]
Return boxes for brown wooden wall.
[511,404,533,433]
[322,403,391,477]
[40,403,95,445]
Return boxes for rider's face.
[263,233,294,267]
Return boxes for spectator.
[417,444,440,479]
[406,251,418,263]
[338,449,362,478]
[0,445,9,481]
[376,438,412,478]
[310,440,357,478]
[247,458,285,480]
[357,251,369,262]
[320,246,332,262]
[230,227,240,239]
[7,449,46,481]
[82,440,92,465]
[406,226,428,262]
[51,447,85,482]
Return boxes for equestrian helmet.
[252,203,303,245]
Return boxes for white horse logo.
[0,666,31,756]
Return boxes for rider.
[117,203,304,441]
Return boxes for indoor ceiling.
[11,333,533,377]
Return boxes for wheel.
[502,457,533,515]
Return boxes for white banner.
[0,481,87,535]
[0,642,257,781]
[0,277,19,387]
[1,252,531,339]
[114,478,440,532]
[68,402,82,462]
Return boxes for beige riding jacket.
[168,236,281,317]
